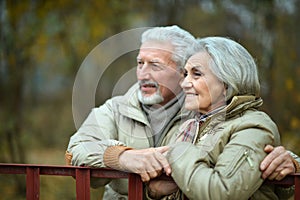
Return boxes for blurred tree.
[0,0,35,164]
[0,0,39,195]
[0,0,299,199]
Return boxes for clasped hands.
[118,146,178,198]
[118,146,171,182]
[117,145,296,198]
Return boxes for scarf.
[142,91,185,146]
[177,106,226,143]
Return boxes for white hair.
[141,25,196,69]
[194,36,260,100]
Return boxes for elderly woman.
[147,37,293,200]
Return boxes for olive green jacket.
[168,96,284,200]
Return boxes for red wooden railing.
[0,163,299,200]
[0,163,142,200]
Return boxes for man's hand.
[147,178,179,199]
[119,146,171,182]
[260,145,295,180]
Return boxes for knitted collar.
[142,91,185,146]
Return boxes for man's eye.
[151,63,164,71]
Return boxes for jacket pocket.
[224,146,254,178]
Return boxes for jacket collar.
[203,95,263,129]
[225,95,263,119]
[117,83,192,126]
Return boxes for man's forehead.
[140,41,174,51]
[137,47,173,61]
[138,47,174,56]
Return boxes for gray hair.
[194,37,260,100]
[141,25,196,69]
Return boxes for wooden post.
[75,168,90,200]
[26,167,40,200]
[295,174,300,200]
[128,173,143,200]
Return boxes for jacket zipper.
[226,148,254,177]
[244,150,254,169]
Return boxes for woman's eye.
[194,72,203,76]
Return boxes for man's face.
[136,41,183,106]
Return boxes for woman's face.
[181,51,226,114]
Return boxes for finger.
[153,150,172,175]
[144,150,165,175]
[262,158,295,180]
[260,156,277,175]
[260,146,284,171]
[263,145,274,153]
[145,149,169,175]
[261,157,284,179]
[274,162,295,181]
[140,172,151,182]
[155,146,170,154]
[262,158,283,180]
[267,171,278,180]
[275,168,293,181]
[147,168,162,179]
[146,155,163,178]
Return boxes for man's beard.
[137,81,164,105]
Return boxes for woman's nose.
[181,76,192,89]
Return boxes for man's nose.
[137,63,151,79]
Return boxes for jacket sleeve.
[168,127,275,200]
[66,99,125,167]
[289,151,300,172]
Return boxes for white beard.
[137,89,164,105]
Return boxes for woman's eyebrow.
[191,65,204,70]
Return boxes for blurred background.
[1,0,299,199]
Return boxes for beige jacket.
[168,96,284,200]
[66,83,192,199]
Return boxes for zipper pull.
[244,150,254,169]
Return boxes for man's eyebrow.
[149,60,161,63]
[151,57,167,62]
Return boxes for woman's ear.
[224,84,234,102]
[223,83,228,96]
[224,83,228,89]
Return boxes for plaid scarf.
[177,106,226,143]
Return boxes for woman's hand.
[147,178,179,199]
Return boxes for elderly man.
[66,26,298,199]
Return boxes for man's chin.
[137,91,164,105]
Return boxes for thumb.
[264,145,274,153]
[155,146,170,154]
